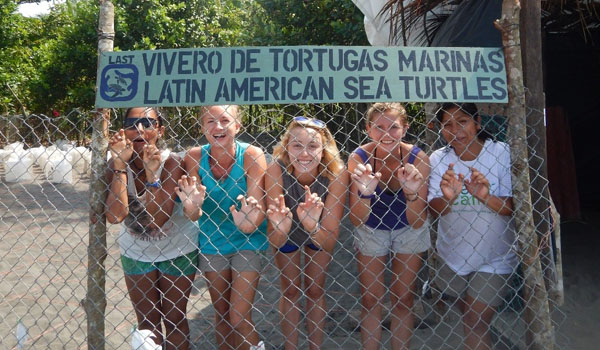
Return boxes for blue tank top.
[354,145,420,231]
[197,141,268,255]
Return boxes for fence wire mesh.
[0,101,566,350]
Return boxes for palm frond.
[381,0,461,45]
[381,0,600,45]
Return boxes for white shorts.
[198,250,263,273]
[354,222,431,257]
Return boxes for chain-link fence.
[1,101,566,349]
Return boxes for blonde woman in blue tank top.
[348,103,430,350]
[265,117,348,350]
[176,105,268,350]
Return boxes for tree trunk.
[86,1,114,349]
[521,0,562,306]
[495,1,554,349]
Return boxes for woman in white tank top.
[106,107,198,350]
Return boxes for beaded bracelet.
[112,169,127,174]
[145,180,161,188]
[358,190,376,199]
[309,224,321,236]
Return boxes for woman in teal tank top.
[177,105,267,350]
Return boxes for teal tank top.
[197,141,268,255]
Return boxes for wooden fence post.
[496,1,554,349]
[521,0,563,306]
[86,1,114,349]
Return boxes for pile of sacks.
[0,141,91,184]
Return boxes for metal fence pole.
[86,1,114,349]
[496,1,554,349]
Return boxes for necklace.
[128,162,144,177]
[373,144,404,175]
[445,141,488,183]
[373,145,405,193]
[209,153,235,180]
[127,161,148,196]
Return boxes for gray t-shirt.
[279,160,330,247]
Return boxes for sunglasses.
[293,116,326,129]
[123,117,159,130]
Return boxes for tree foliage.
[0,0,46,114]
[0,0,367,115]
[28,0,99,113]
[251,0,367,45]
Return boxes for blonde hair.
[273,118,344,180]
[365,102,408,128]
[199,105,241,125]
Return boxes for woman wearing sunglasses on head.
[176,105,267,350]
[265,116,348,350]
[348,103,430,350]
[105,107,199,350]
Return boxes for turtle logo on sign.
[99,64,138,102]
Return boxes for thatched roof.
[542,0,600,33]
[383,0,600,45]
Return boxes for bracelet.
[358,190,376,199]
[145,180,161,188]
[405,193,419,202]
[309,223,321,236]
[112,168,127,174]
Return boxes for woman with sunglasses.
[429,103,517,350]
[265,116,347,350]
[106,107,199,350]
[348,103,430,350]
[176,105,267,350]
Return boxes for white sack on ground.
[131,328,161,350]
[4,151,34,182]
[66,146,90,176]
[4,141,25,153]
[42,146,74,184]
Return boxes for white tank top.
[118,150,198,262]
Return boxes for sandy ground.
[0,170,598,349]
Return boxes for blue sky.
[18,0,64,18]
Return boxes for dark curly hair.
[436,103,493,141]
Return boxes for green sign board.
[95,46,507,107]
